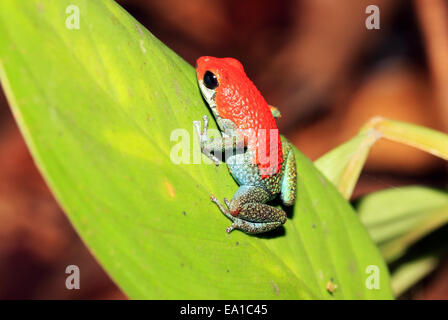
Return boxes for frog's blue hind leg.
[211,186,287,234]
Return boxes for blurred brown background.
[0,0,447,299]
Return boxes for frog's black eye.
[203,71,218,90]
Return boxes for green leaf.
[0,0,392,299]
[314,131,379,199]
[357,186,448,296]
[357,186,448,262]
[358,117,448,161]
[391,253,440,297]
[315,117,448,200]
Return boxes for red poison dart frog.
[194,56,297,234]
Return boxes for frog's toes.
[224,198,230,209]
[210,194,224,208]
[193,116,208,135]
[193,120,202,137]
[210,195,235,222]
[226,224,236,233]
[194,116,215,155]
[210,194,223,207]
[202,115,209,133]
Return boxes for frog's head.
[196,56,261,132]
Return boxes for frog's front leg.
[211,186,287,234]
[193,115,219,165]
[193,115,245,165]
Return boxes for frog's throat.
[204,100,226,131]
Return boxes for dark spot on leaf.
[312,223,316,229]
[320,176,327,186]
[110,16,119,25]
[182,211,186,216]
[226,269,229,273]
[135,23,144,38]
[271,281,280,296]
[235,241,239,246]
[348,260,356,274]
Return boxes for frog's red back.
[196,56,283,178]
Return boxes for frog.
[193,56,297,234]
